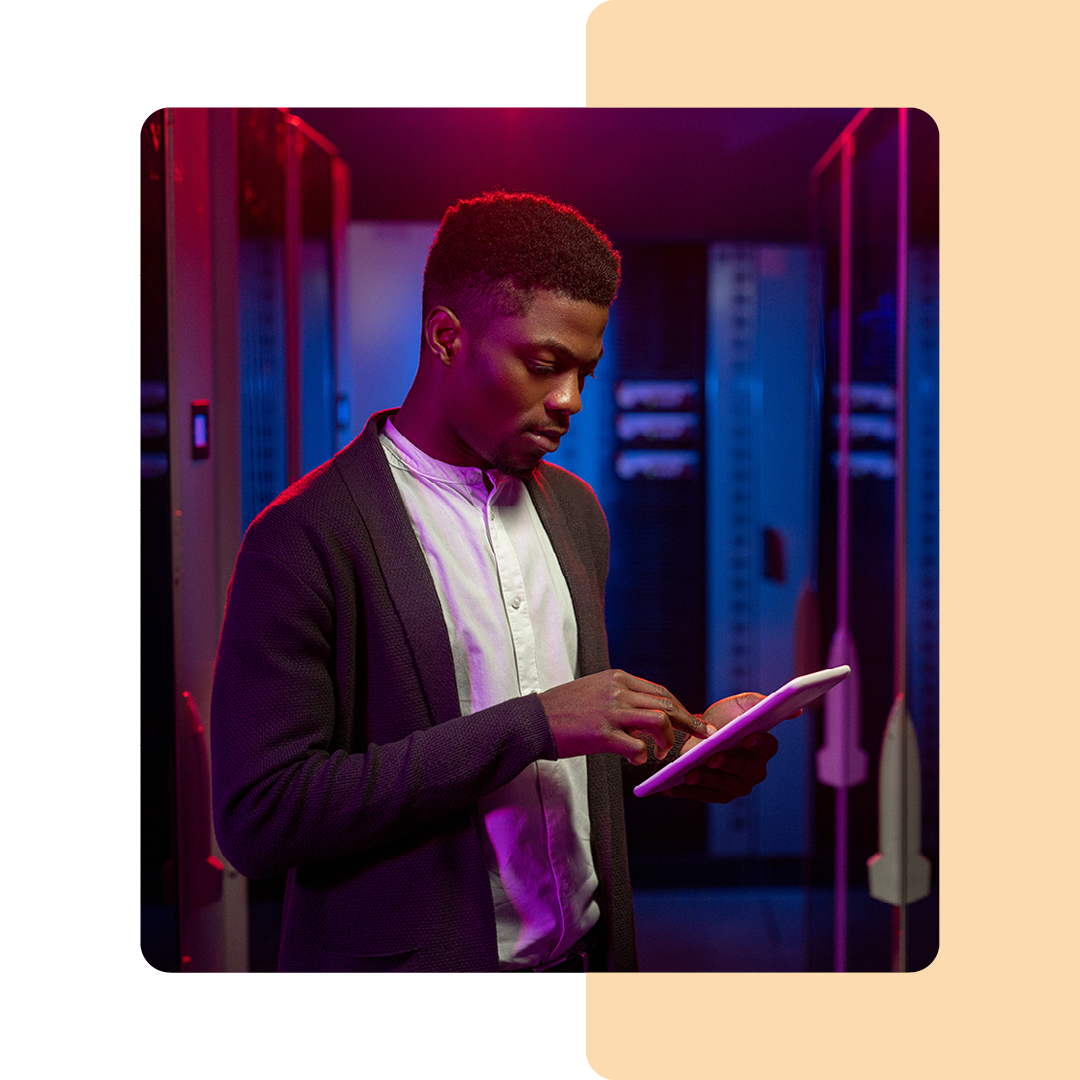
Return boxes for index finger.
[666,698,709,739]
[619,674,708,739]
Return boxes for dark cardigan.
[211,411,638,971]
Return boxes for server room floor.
[144,886,936,976]
[632,886,939,972]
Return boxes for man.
[211,191,777,972]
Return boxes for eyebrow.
[529,337,605,368]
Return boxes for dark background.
[144,108,939,973]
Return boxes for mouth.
[526,428,567,453]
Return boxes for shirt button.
[510,596,521,609]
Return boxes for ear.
[423,306,463,367]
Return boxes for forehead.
[486,289,608,358]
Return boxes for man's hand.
[662,692,781,803]
[539,670,710,764]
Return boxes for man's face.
[444,289,608,476]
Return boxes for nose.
[546,370,583,417]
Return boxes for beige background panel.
[585,1,1078,1078]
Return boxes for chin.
[493,457,540,478]
[490,444,543,478]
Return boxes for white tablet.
[632,665,851,797]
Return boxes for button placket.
[485,485,540,693]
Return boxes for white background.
[5,3,606,1078]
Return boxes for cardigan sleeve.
[210,539,558,881]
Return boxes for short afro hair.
[422,191,621,334]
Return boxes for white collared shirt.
[380,419,600,969]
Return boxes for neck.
[393,379,483,469]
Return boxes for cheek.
[461,382,523,447]
[479,372,536,423]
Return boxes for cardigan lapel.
[525,467,609,679]
[333,410,462,727]
[526,466,628,970]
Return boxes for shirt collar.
[382,416,511,497]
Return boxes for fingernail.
[746,735,760,749]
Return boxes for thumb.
[703,692,764,729]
